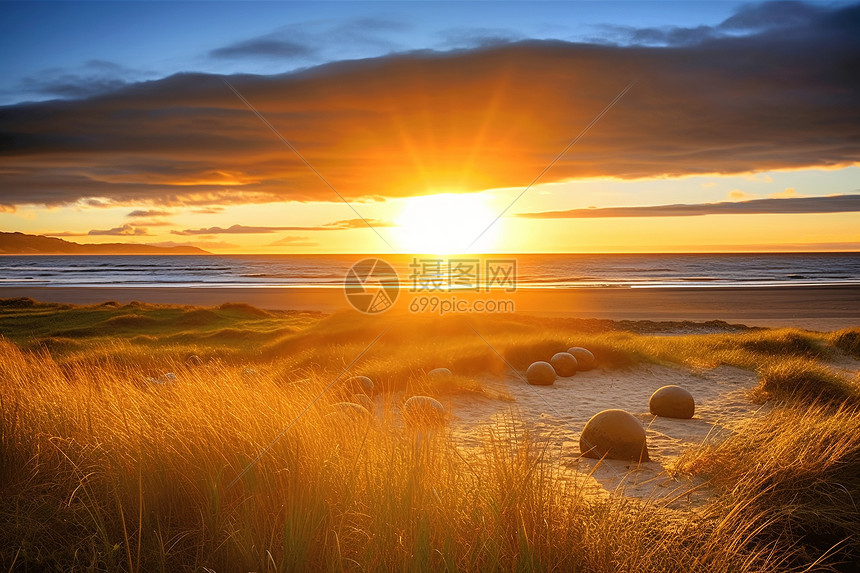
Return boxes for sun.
[394,192,500,254]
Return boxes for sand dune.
[445,364,770,507]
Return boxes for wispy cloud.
[599,1,828,47]
[47,223,152,237]
[127,209,171,218]
[17,60,153,99]
[209,17,405,60]
[211,39,314,60]
[517,194,860,219]
[149,240,239,249]
[172,224,302,236]
[171,218,393,235]
[436,27,522,49]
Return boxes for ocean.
[0,253,858,289]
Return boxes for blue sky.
[0,1,779,105]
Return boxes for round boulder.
[403,396,446,427]
[567,347,596,370]
[526,361,557,385]
[649,385,695,419]
[347,375,374,395]
[580,409,649,462]
[427,367,453,380]
[550,352,578,377]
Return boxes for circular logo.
[344,258,400,314]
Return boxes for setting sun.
[393,192,500,254]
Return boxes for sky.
[0,0,858,254]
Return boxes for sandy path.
[446,364,766,507]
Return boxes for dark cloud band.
[1,2,858,209]
[517,194,860,219]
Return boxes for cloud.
[326,217,394,229]
[172,224,298,236]
[437,27,522,49]
[47,223,151,237]
[718,1,825,32]
[89,224,150,236]
[517,194,860,218]
[171,218,393,235]
[603,1,829,47]
[211,39,314,60]
[127,209,171,218]
[209,18,405,60]
[16,60,151,99]
[728,190,757,200]
[149,240,239,249]
[1,2,859,209]
[769,187,801,198]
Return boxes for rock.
[580,409,650,462]
[649,385,695,419]
[567,347,596,370]
[353,393,375,414]
[347,375,374,395]
[427,367,453,380]
[526,361,556,385]
[550,352,578,377]
[403,396,446,427]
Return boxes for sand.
[2,284,859,331]
[440,364,772,507]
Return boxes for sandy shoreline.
[2,284,858,331]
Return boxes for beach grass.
[1,298,858,571]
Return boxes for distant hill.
[0,232,210,255]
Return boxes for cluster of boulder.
[326,348,698,464]
[524,346,697,463]
[580,385,696,462]
[525,346,595,386]
[329,371,447,429]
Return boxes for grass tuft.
[830,328,860,359]
[678,403,860,570]
[754,357,859,406]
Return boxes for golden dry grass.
[1,299,858,571]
